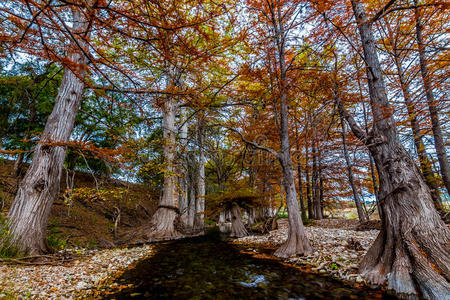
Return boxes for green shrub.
[0,214,20,258]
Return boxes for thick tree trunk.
[392,51,443,212]
[178,109,189,226]
[340,116,367,222]
[146,92,181,239]
[349,2,450,298]
[414,3,450,195]
[230,204,248,238]
[194,117,205,230]
[6,9,89,255]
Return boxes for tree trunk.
[305,138,314,219]
[247,208,256,226]
[194,117,205,230]
[272,9,311,257]
[349,2,450,298]
[13,153,24,178]
[357,64,381,218]
[319,167,324,218]
[178,109,189,226]
[340,116,367,222]
[6,9,89,255]
[230,204,248,238]
[312,136,322,220]
[295,128,307,220]
[414,2,450,195]
[187,176,196,228]
[392,50,443,212]
[146,87,181,239]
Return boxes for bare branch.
[220,125,280,158]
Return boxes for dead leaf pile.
[0,245,154,299]
[235,219,379,283]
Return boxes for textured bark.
[194,117,205,230]
[392,50,443,212]
[340,116,367,222]
[350,1,450,299]
[6,9,89,255]
[146,89,180,239]
[414,2,450,195]
[178,109,189,226]
[230,204,248,238]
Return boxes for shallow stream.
[102,228,397,299]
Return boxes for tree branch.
[221,125,280,158]
[334,93,368,143]
[369,0,397,24]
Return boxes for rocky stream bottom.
[92,227,395,300]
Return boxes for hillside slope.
[0,159,158,250]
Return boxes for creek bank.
[234,219,379,283]
[0,245,154,299]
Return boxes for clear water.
[102,228,397,299]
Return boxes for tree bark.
[178,108,189,226]
[187,174,196,228]
[146,83,181,239]
[349,1,450,298]
[392,50,443,212]
[295,128,307,220]
[247,208,256,226]
[305,136,314,219]
[357,62,381,217]
[272,5,312,258]
[230,204,248,238]
[311,133,322,220]
[340,115,367,222]
[6,8,89,255]
[414,2,450,195]
[194,116,205,230]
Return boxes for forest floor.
[0,218,379,299]
[234,219,379,284]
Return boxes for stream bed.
[102,229,397,299]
